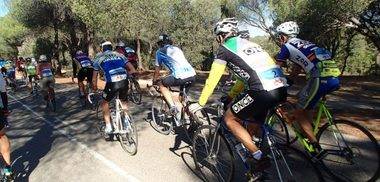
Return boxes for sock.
[252,150,263,160]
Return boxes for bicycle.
[45,82,56,112]
[30,77,40,98]
[267,97,380,182]
[88,91,138,155]
[148,82,211,141]
[127,75,142,105]
[192,101,323,182]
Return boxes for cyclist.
[17,57,26,80]
[37,55,55,108]
[153,34,196,119]
[190,18,287,174]
[73,50,93,99]
[0,72,13,180]
[25,57,38,94]
[275,21,340,153]
[115,41,126,55]
[125,47,138,70]
[92,41,137,134]
[3,60,16,91]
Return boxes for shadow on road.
[11,123,54,182]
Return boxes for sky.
[0,0,8,17]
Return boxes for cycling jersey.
[93,51,128,83]
[74,53,93,68]
[155,45,196,79]
[199,36,287,106]
[277,38,319,78]
[26,63,37,76]
[37,63,54,78]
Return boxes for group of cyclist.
[0,17,342,180]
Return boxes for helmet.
[125,47,135,54]
[157,34,171,45]
[238,30,250,39]
[116,41,125,47]
[276,21,299,37]
[39,55,47,62]
[26,57,32,62]
[76,50,84,56]
[214,18,238,35]
[101,41,112,52]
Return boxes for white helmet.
[101,41,112,47]
[214,18,239,35]
[276,21,299,37]
[116,41,125,47]
[39,55,47,62]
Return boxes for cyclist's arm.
[198,59,226,106]
[126,62,136,75]
[227,78,245,100]
[92,59,100,91]
[153,51,162,83]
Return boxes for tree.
[0,15,28,57]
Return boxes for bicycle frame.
[113,97,128,134]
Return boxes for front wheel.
[119,113,138,155]
[317,119,380,182]
[192,125,234,182]
[150,96,174,135]
[129,78,142,105]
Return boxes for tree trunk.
[53,22,61,75]
[136,32,144,70]
[340,31,355,75]
[87,29,95,58]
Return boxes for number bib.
[80,60,91,68]
[42,68,53,77]
[257,67,287,91]
[109,68,127,82]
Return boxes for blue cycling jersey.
[155,45,196,79]
[93,51,128,83]
[277,38,319,77]
[75,53,92,68]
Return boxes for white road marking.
[9,94,140,182]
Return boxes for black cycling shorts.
[230,87,287,124]
[102,79,129,102]
[28,75,37,83]
[161,75,195,94]
[77,68,94,82]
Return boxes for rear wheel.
[192,125,234,182]
[317,119,380,182]
[151,96,173,135]
[129,78,142,105]
[119,113,138,155]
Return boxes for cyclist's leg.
[159,76,178,111]
[118,80,129,111]
[0,114,11,170]
[102,82,116,132]
[77,69,86,97]
[294,77,321,144]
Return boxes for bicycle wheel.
[192,125,234,182]
[119,113,138,155]
[267,112,291,146]
[184,108,211,142]
[150,96,173,135]
[129,78,142,105]
[317,119,380,182]
[262,144,323,182]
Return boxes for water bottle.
[235,143,249,163]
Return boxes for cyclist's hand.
[220,95,232,111]
[152,79,160,86]
[189,103,203,114]
[285,77,294,87]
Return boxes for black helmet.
[157,34,171,45]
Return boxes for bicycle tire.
[129,78,142,105]
[183,108,211,143]
[192,125,234,182]
[316,119,380,182]
[261,144,323,182]
[267,112,292,146]
[119,113,138,155]
[150,96,173,135]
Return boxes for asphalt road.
[5,79,378,182]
